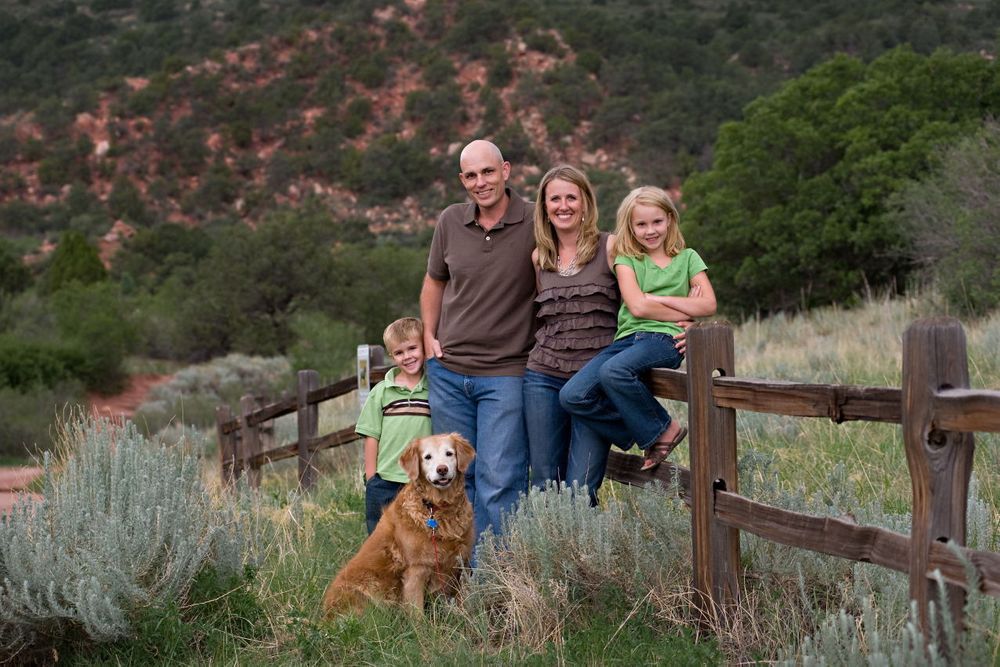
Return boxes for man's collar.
[463,188,528,227]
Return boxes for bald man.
[420,139,536,542]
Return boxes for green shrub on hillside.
[0,416,257,661]
[41,231,107,295]
[684,47,1000,316]
[287,312,362,383]
[894,119,1000,316]
[0,240,30,295]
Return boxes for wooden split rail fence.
[215,317,1000,639]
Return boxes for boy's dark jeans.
[365,474,405,534]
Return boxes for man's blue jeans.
[425,358,529,539]
[560,332,683,450]
[523,369,613,506]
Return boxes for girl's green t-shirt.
[613,248,708,340]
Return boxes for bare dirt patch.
[88,373,173,420]
[0,467,42,514]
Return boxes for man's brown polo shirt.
[426,189,537,376]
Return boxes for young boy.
[355,317,431,534]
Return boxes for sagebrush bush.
[460,479,693,651]
[0,415,257,661]
[134,353,291,435]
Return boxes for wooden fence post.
[216,404,235,488]
[902,317,975,639]
[240,395,262,489]
[297,370,320,491]
[688,322,740,627]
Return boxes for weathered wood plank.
[247,396,297,427]
[713,489,1000,597]
[247,426,360,466]
[306,376,357,405]
[239,395,261,488]
[604,450,691,503]
[934,388,1000,433]
[902,317,974,637]
[712,377,901,423]
[297,370,320,491]
[648,368,687,402]
[688,323,740,624]
[216,404,234,487]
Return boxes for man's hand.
[425,335,443,359]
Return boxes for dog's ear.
[398,438,422,481]
[450,433,475,473]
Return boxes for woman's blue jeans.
[523,369,613,506]
[559,332,683,451]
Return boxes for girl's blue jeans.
[523,369,613,506]
[559,332,683,450]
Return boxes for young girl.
[559,186,716,471]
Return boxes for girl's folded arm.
[616,264,690,322]
[645,271,717,317]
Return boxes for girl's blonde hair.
[533,164,600,272]
[612,186,685,259]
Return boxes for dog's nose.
[436,465,449,476]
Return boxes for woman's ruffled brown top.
[527,232,620,379]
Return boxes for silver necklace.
[557,254,579,276]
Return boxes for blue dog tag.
[426,517,438,530]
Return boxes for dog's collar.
[422,499,439,530]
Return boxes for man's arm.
[419,273,446,359]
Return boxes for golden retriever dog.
[322,433,475,616]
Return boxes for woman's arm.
[645,271,717,318]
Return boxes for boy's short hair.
[383,317,423,351]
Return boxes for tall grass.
[32,292,1000,663]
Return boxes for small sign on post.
[357,344,385,410]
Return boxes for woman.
[523,164,622,505]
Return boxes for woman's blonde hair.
[612,186,685,259]
[533,165,600,272]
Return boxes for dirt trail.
[0,467,43,514]
[0,374,172,515]
[88,373,172,420]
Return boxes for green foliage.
[0,416,256,660]
[0,335,86,390]
[107,176,149,225]
[0,239,30,295]
[329,242,425,342]
[287,312,363,382]
[0,381,86,458]
[341,96,372,139]
[405,84,464,141]
[352,135,435,201]
[177,210,339,358]
[52,281,137,392]
[684,47,1000,316]
[893,119,1000,315]
[112,222,211,290]
[37,138,92,189]
[41,231,107,294]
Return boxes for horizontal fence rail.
[215,317,1000,643]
